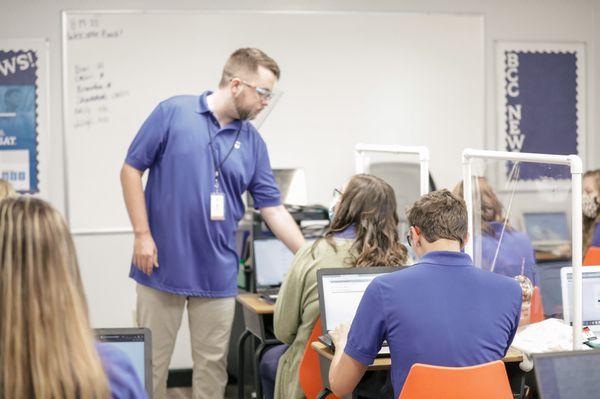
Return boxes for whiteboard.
[62,11,484,232]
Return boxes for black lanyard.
[206,117,241,192]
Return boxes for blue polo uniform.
[125,92,281,297]
[592,223,600,247]
[344,251,522,397]
[480,222,538,285]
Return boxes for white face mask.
[583,194,599,219]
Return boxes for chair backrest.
[299,317,339,399]
[583,246,600,266]
[530,285,544,323]
[398,360,513,399]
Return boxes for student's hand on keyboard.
[329,323,350,351]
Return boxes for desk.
[236,293,278,399]
[311,342,524,398]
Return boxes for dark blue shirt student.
[592,223,600,248]
[480,221,538,285]
[125,92,281,297]
[344,251,521,397]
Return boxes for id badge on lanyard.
[210,171,225,221]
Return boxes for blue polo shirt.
[125,92,281,297]
[592,223,600,247]
[344,251,522,397]
[96,343,147,398]
[480,222,538,285]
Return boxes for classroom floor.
[167,384,238,399]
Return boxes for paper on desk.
[511,318,589,372]
[511,318,574,354]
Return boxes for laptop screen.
[522,211,569,245]
[95,328,151,397]
[319,269,391,333]
[561,266,600,327]
[534,350,600,398]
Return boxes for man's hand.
[330,323,350,351]
[133,231,158,276]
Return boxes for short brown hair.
[219,48,280,88]
[406,189,468,245]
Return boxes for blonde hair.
[0,179,15,200]
[219,48,280,88]
[583,169,600,254]
[0,197,109,399]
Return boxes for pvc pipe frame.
[354,143,430,196]
[461,148,583,351]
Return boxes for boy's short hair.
[406,189,468,245]
[219,48,280,88]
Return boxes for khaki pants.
[136,284,235,399]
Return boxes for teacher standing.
[120,48,304,399]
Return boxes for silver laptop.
[95,327,153,398]
[560,266,600,333]
[533,350,600,399]
[316,266,406,356]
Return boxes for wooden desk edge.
[236,293,275,314]
[311,341,523,364]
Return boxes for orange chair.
[298,317,339,399]
[584,247,600,266]
[398,360,513,399]
[530,286,544,323]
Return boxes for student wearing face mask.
[583,169,600,254]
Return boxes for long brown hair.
[313,174,408,267]
[583,169,600,254]
[0,197,109,399]
[453,177,509,237]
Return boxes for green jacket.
[273,237,356,399]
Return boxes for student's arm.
[120,164,158,276]
[329,324,368,396]
[273,246,309,343]
[260,205,305,253]
[329,280,387,397]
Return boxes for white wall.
[1,0,598,368]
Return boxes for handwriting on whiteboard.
[67,17,124,41]
[72,61,129,130]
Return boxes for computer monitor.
[253,238,315,287]
[522,211,570,248]
[95,328,152,397]
[533,350,600,398]
[316,267,405,334]
[560,266,600,332]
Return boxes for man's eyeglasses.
[240,80,273,100]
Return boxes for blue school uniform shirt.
[96,343,147,398]
[125,92,281,297]
[344,251,522,397]
[480,222,538,285]
[592,223,600,247]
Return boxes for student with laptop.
[328,190,522,398]
[453,177,538,285]
[260,174,409,399]
[0,197,147,399]
[583,169,600,254]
